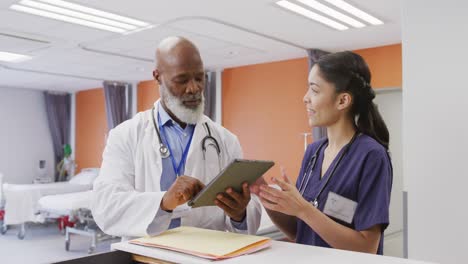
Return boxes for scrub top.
[295,134,392,255]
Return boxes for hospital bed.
[0,168,99,239]
[33,180,284,254]
[38,190,114,253]
[36,190,283,254]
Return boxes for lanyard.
[158,112,195,176]
[300,132,359,208]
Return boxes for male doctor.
[92,36,261,238]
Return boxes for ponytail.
[357,101,389,149]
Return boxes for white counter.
[111,240,435,264]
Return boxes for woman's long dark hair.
[315,51,389,149]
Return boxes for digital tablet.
[188,159,275,208]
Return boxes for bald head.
[155,36,203,72]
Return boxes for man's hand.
[215,182,251,222]
[161,176,205,211]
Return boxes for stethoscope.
[298,132,359,208]
[151,107,221,168]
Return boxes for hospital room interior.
[0,0,466,263]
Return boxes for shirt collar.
[158,102,173,127]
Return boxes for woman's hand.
[249,175,268,196]
[259,168,310,218]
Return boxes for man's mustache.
[181,93,202,101]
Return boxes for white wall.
[374,89,403,258]
[0,87,54,184]
[402,1,468,263]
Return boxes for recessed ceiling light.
[0,51,32,62]
[276,0,348,30]
[121,24,156,35]
[19,0,137,30]
[10,4,126,33]
[38,0,149,27]
[323,0,383,25]
[297,0,365,28]
[9,0,152,34]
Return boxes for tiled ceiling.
[0,0,401,92]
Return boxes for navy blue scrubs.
[295,134,393,255]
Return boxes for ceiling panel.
[0,66,101,91]
[169,18,302,51]
[0,10,60,32]
[0,32,51,54]
[0,0,401,92]
[83,25,234,58]
[85,38,153,54]
[204,45,265,59]
[118,45,155,60]
[42,22,117,43]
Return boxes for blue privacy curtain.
[307,49,329,141]
[44,92,71,182]
[103,81,132,130]
[204,71,216,120]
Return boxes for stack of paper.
[130,226,272,260]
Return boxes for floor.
[0,222,120,264]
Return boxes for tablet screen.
[188,159,274,208]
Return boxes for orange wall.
[355,44,402,88]
[223,58,310,181]
[75,81,159,174]
[77,44,402,181]
[75,88,107,173]
[137,80,159,112]
[222,44,402,182]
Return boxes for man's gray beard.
[160,83,205,125]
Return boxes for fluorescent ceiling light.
[324,0,383,25]
[297,0,365,28]
[19,0,137,30]
[0,51,32,62]
[122,24,156,35]
[9,0,152,34]
[10,4,126,33]
[38,0,149,27]
[276,0,348,30]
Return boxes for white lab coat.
[92,101,261,238]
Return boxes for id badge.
[323,192,357,224]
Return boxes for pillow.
[69,168,99,185]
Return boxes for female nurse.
[254,51,392,254]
